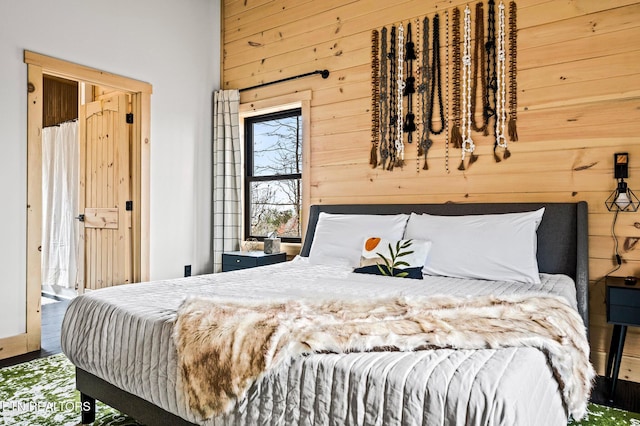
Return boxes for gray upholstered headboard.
[300,202,589,333]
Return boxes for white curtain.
[42,121,79,289]
[212,90,242,272]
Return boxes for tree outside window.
[245,108,302,242]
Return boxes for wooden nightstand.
[222,251,286,272]
[605,276,640,400]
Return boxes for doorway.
[41,80,137,299]
[41,74,79,299]
[13,51,152,359]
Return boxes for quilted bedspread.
[62,257,586,425]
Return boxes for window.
[245,108,302,242]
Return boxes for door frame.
[15,51,151,358]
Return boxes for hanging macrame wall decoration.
[450,8,462,151]
[508,1,518,142]
[460,4,477,171]
[388,26,398,170]
[495,1,510,160]
[418,16,432,171]
[370,29,380,168]
[403,22,417,145]
[378,27,390,170]
[369,1,519,173]
[395,24,406,168]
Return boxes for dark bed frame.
[78,202,589,426]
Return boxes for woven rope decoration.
[450,8,462,151]
[508,1,518,142]
[495,1,509,160]
[368,1,520,174]
[459,4,476,171]
[370,29,380,168]
[379,27,390,170]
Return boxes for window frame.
[244,107,303,243]
[239,91,311,250]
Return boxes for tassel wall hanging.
[404,22,417,145]
[395,24,406,168]
[495,1,510,160]
[379,27,390,170]
[508,1,518,142]
[370,29,380,168]
[370,1,518,173]
[389,26,398,170]
[418,17,432,170]
[450,8,462,151]
[460,4,476,171]
[444,10,451,174]
[470,2,488,135]
[429,14,445,137]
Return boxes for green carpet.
[570,404,640,426]
[0,354,139,425]
[0,353,639,425]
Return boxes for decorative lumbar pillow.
[403,208,545,283]
[307,213,409,267]
[353,237,431,279]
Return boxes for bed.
[61,202,592,426]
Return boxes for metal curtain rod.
[239,69,330,92]
[45,118,78,128]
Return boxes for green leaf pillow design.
[353,237,431,279]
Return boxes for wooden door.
[78,94,132,291]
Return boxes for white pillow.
[403,208,545,283]
[308,213,409,267]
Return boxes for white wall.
[0,0,220,338]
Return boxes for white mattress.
[61,257,578,425]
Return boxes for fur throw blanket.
[173,294,594,421]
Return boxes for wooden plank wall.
[43,75,78,127]
[222,0,640,382]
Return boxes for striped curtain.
[212,90,242,272]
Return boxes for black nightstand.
[605,276,640,400]
[222,251,286,272]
